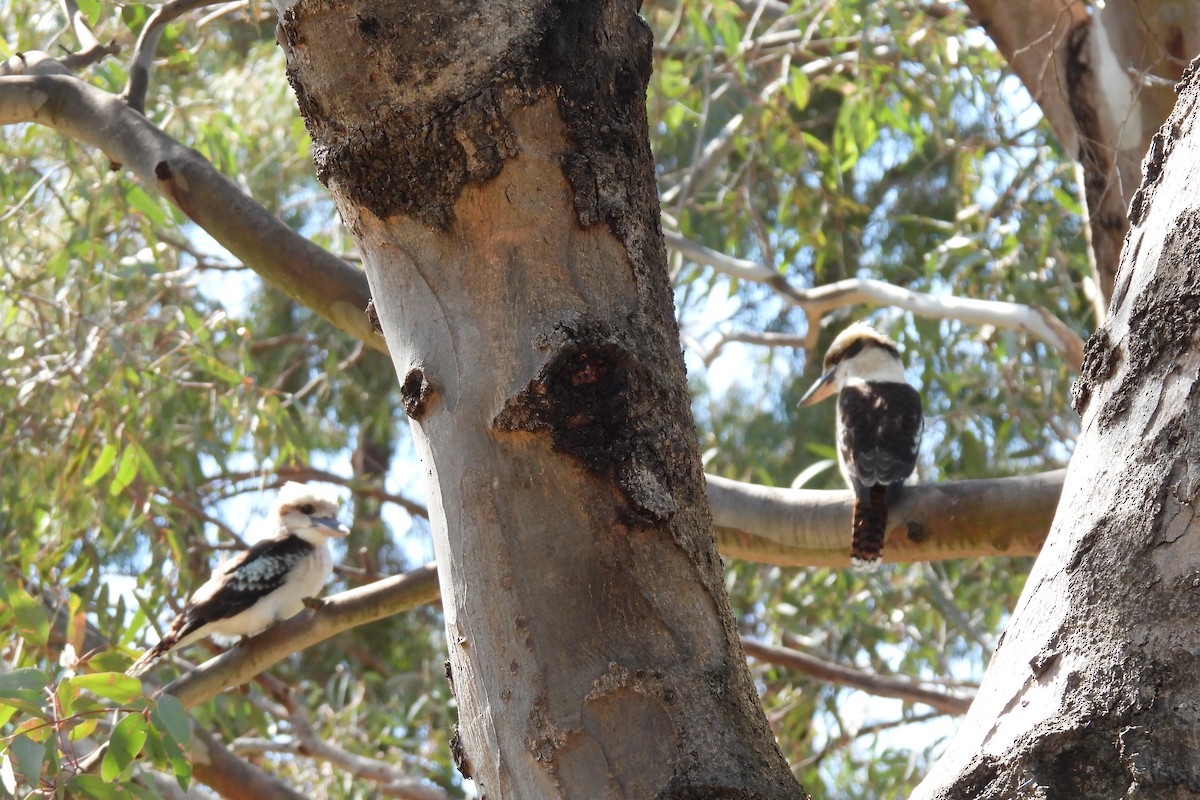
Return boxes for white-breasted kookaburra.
[798,322,922,570]
[128,482,350,676]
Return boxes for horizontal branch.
[162,471,1062,708]
[741,637,973,715]
[711,469,1064,567]
[0,69,383,352]
[664,230,1086,369]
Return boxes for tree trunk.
[913,58,1200,799]
[276,1,804,797]
[964,0,1198,309]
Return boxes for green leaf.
[4,584,49,647]
[70,673,145,705]
[88,650,135,674]
[69,774,131,799]
[0,668,49,696]
[70,716,99,742]
[789,71,811,111]
[122,185,167,226]
[101,714,149,782]
[110,445,139,496]
[151,695,190,744]
[133,440,164,486]
[75,0,100,25]
[9,735,46,788]
[84,443,118,487]
[0,667,47,720]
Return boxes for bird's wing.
[838,382,923,492]
[177,534,316,633]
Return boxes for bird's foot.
[302,595,325,610]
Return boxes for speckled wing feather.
[179,534,315,634]
[128,534,314,675]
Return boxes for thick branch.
[741,638,973,716]
[711,470,1063,567]
[162,472,1060,710]
[666,230,1086,368]
[0,72,383,351]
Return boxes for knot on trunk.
[494,319,679,522]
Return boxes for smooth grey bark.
[913,58,1200,800]
[276,1,805,797]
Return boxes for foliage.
[1,0,1090,797]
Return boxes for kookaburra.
[128,482,350,676]
[798,322,922,570]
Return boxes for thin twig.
[741,637,973,715]
[664,229,1086,368]
[55,0,119,70]
[248,676,451,800]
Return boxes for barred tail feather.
[851,483,888,571]
[128,638,174,677]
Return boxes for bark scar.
[493,319,680,522]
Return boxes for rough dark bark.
[277,1,804,797]
[913,57,1200,800]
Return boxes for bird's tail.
[127,640,171,678]
[851,483,889,571]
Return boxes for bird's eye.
[299,503,316,515]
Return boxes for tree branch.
[207,466,430,519]
[0,72,383,351]
[124,0,226,113]
[159,471,1061,710]
[190,724,311,800]
[665,230,1086,369]
[55,0,119,70]
[164,563,441,709]
[711,470,1064,567]
[246,683,452,800]
[742,637,973,715]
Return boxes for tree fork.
[277,0,804,796]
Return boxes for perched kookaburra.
[799,322,922,570]
[128,482,350,676]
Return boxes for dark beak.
[311,516,351,537]
[798,369,837,407]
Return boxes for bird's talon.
[302,596,324,610]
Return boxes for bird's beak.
[798,369,837,407]
[311,516,351,537]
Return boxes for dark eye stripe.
[827,339,866,368]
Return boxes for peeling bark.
[913,57,1200,800]
[277,1,804,796]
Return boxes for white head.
[272,482,351,545]
[798,321,907,407]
